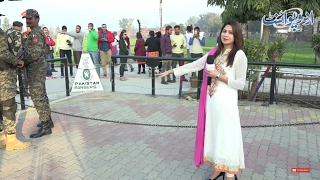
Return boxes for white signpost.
[71,53,103,92]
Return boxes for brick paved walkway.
[1,92,320,180]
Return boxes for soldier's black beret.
[12,21,23,27]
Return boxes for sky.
[0,0,223,32]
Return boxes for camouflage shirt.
[24,26,46,65]
[0,28,18,101]
[6,28,22,56]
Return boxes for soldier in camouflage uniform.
[22,9,54,138]
[1,21,23,147]
[0,27,32,151]
[0,22,23,121]
[0,21,25,129]
[5,21,29,96]
[6,21,23,56]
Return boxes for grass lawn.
[281,44,315,64]
[53,38,316,64]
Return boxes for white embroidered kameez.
[173,50,247,174]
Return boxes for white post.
[159,0,162,30]
[260,20,263,41]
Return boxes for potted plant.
[190,72,198,88]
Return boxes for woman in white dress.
[159,20,247,180]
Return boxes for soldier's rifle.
[18,40,30,99]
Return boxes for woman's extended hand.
[158,69,173,78]
[206,69,219,78]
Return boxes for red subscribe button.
[291,168,310,173]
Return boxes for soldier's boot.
[30,120,53,138]
[36,118,54,128]
[5,134,31,151]
[0,131,7,148]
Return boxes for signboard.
[71,53,103,92]
[262,8,314,32]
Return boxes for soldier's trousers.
[27,67,51,122]
[0,98,17,134]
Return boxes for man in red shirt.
[98,24,114,78]
[43,27,56,79]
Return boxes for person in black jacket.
[145,31,160,56]
[118,31,129,81]
[145,31,161,75]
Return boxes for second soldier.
[22,9,54,138]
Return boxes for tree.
[49,27,56,33]
[40,24,45,29]
[247,21,261,33]
[207,0,320,43]
[48,27,58,40]
[186,16,200,27]
[152,26,160,31]
[163,21,178,27]
[248,21,277,34]
[1,17,10,31]
[141,27,149,39]
[197,13,222,37]
[179,23,186,34]
[119,18,134,31]
[55,26,60,35]
[119,18,135,35]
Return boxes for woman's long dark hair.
[120,31,125,39]
[155,31,161,38]
[213,20,243,67]
[136,32,142,38]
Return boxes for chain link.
[16,102,320,128]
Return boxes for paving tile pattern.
[0,92,320,180]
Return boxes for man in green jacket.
[87,23,100,76]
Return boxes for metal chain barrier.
[15,84,320,110]
[15,100,320,128]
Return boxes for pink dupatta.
[194,47,217,167]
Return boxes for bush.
[243,39,266,81]
[312,33,320,57]
[267,37,287,61]
[243,39,265,63]
[243,38,265,69]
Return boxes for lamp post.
[160,0,162,30]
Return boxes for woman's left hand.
[206,69,219,78]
